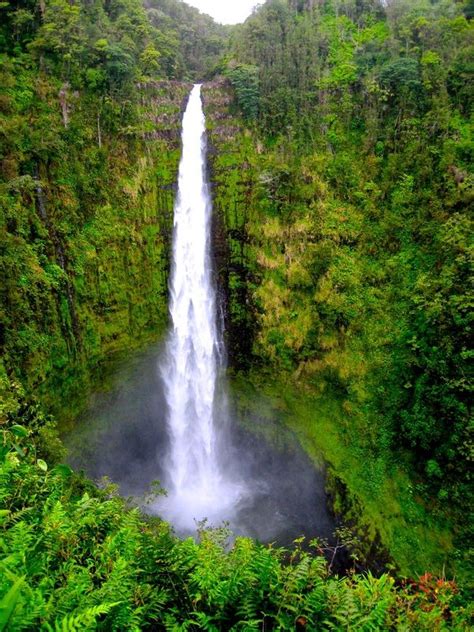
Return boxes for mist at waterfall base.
[65,346,334,545]
[155,84,244,534]
[65,85,334,545]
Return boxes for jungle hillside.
[1,0,473,630]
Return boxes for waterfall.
[158,84,241,532]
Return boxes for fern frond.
[50,602,121,632]
[0,577,25,632]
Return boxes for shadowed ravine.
[65,85,335,545]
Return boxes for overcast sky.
[185,0,259,25]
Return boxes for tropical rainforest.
[0,0,473,629]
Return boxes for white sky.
[185,0,259,25]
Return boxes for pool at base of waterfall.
[64,345,335,547]
[65,85,335,548]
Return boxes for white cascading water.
[158,84,242,532]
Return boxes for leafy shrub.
[0,404,470,630]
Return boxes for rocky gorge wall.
[1,77,191,422]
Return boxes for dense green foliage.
[1,0,473,627]
[209,0,473,575]
[0,0,230,418]
[143,0,230,80]
[1,382,471,630]
[1,0,227,85]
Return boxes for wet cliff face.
[203,81,259,370]
[203,79,349,378]
[1,78,191,422]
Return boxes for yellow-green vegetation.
[0,1,202,421]
[1,69,183,421]
[1,0,473,627]
[204,0,473,589]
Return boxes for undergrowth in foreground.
[0,386,471,631]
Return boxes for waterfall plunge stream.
[66,84,334,547]
[157,84,243,532]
